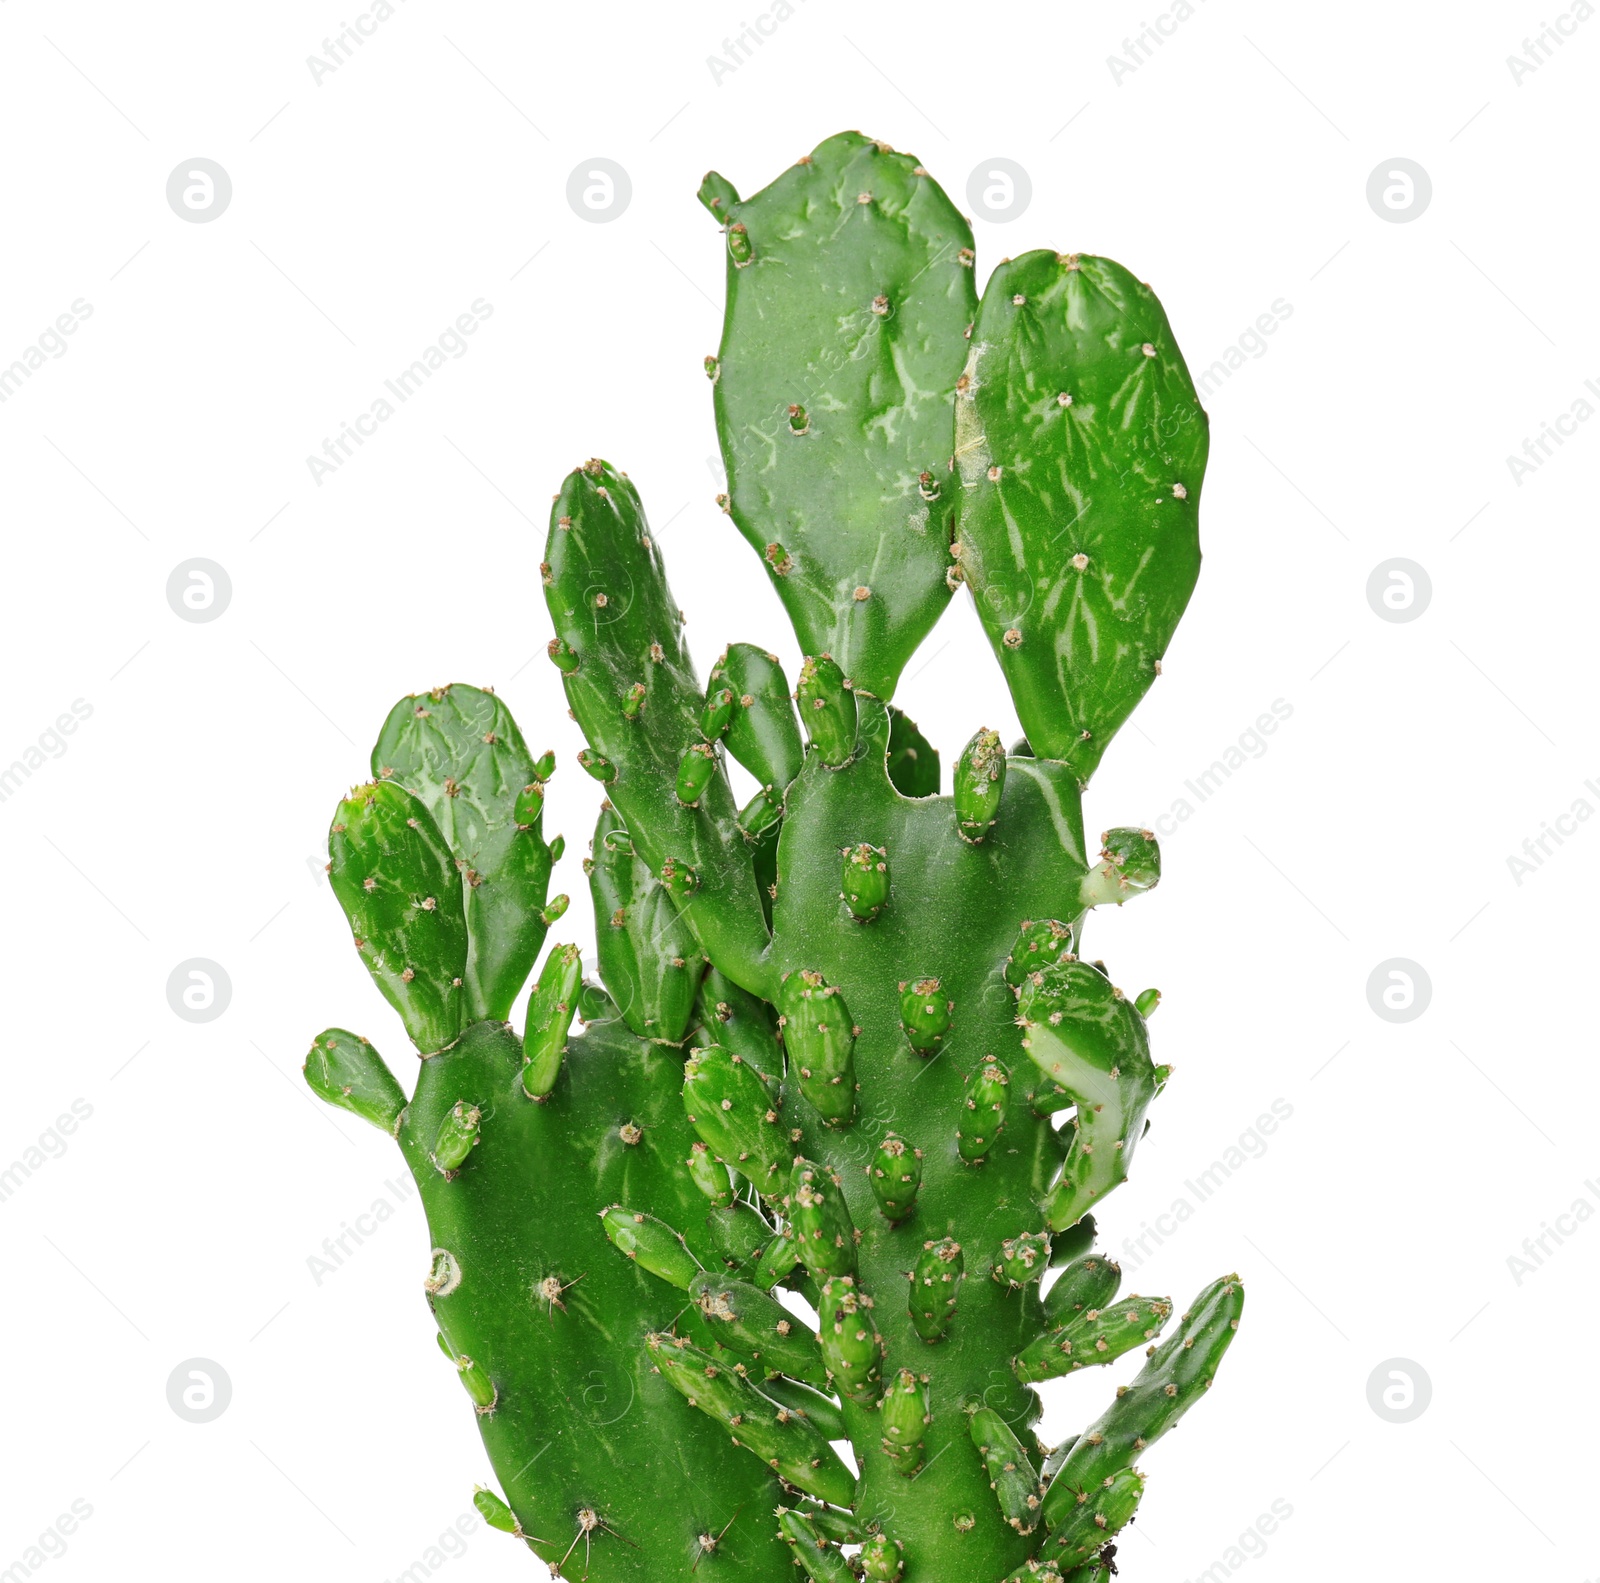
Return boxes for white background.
[1,1,1595,1579]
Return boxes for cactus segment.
[600,1205,702,1290]
[779,971,858,1126]
[1079,828,1161,908]
[1047,1465,1145,1565]
[697,168,740,218]
[706,1200,773,1274]
[712,644,805,792]
[328,780,467,1053]
[544,460,772,994]
[676,741,720,806]
[879,1368,929,1474]
[969,1407,1043,1534]
[682,1043,788,1197]
[776,1507,856,1583]
[1042,1275,1244,1524]
[686,1140,735,1207]
[520,943,582,1098]
[954,728,1006,842]
[868,1134,922,1222]
[788,1158,858,1280]
[1018,962,1159,1231]
[858,1532,905,1580]
[1042,1254,1122,1323]
[752,1227,801,1290]
[589,803,706,1044]
[701,684,737,744]
[817,1274,883,1405]
[303,1028,406,1135]
[450,1350,497,1410]
[690,1270,829,1387]
[649,1332,858,1507]
[694,966,784,1083]
[797,655,858,767]
[1012,1295,1172,1384]
[372,685,556,1020]
[909,1237,964,1342]
[840,842,890,922]
[953,252,1209,783]
[897,977,952,1057]
[472,1485,521,1535]
[1004,918,1075,989]
[763,1380,847,1445]
[707,131,977,697]
[994,1230,1052,1288]
[885,705,940,797]
[431,1101,481,1174]
[957,1057,1010,1163]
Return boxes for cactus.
[306,131,1241,1582]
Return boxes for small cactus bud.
[727,221,753,266]
[1136,987,1161,1018]
[779,970,857,1126]
[1013,1295,1172,1384]
[968,1407,1041,1534]
[817,1274,882,1406]
[787,403,810,434]
[909,1237,964,1342]
[521,943,582,1098]
[878,1369,928,1476]
[685,1140,734,1207]
[658,856,699,898]
[1003,918,1073,988]
[703,354,720,380]
[472,1486,519,1535]
[953,728,1006,842]
[512,780,546,825]
[532,749,556,781]
[577,748,615,783]
[788,1157,857,1280]
[796,654,856,767]
[681,1044,788,1195]
[451,1352,496,1411]
[752,1227,800,1291]
[738,784,784,837]
[840,841,889,921]
[538,893,569,926]
[1043,1253,1122,1323]
[700,685,736,741]
[898,977,951,1056]
[599,1205,701,1290]
[690,1269,829,1388]
[1081,826,1162,907]
[868,1134,922,1223]
[958,1057,1009,1163]
[431,1101,481,1174]
[858,1532,904,1580]
[994,1229,1051,1288]
[547,636,579,674]
[675,741,718,805]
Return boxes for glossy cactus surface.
[306,130,1240,1583]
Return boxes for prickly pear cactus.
[307,130,1242,1583]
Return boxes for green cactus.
[306,130,1241,1582]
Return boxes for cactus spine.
[306,131,1241,1581]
